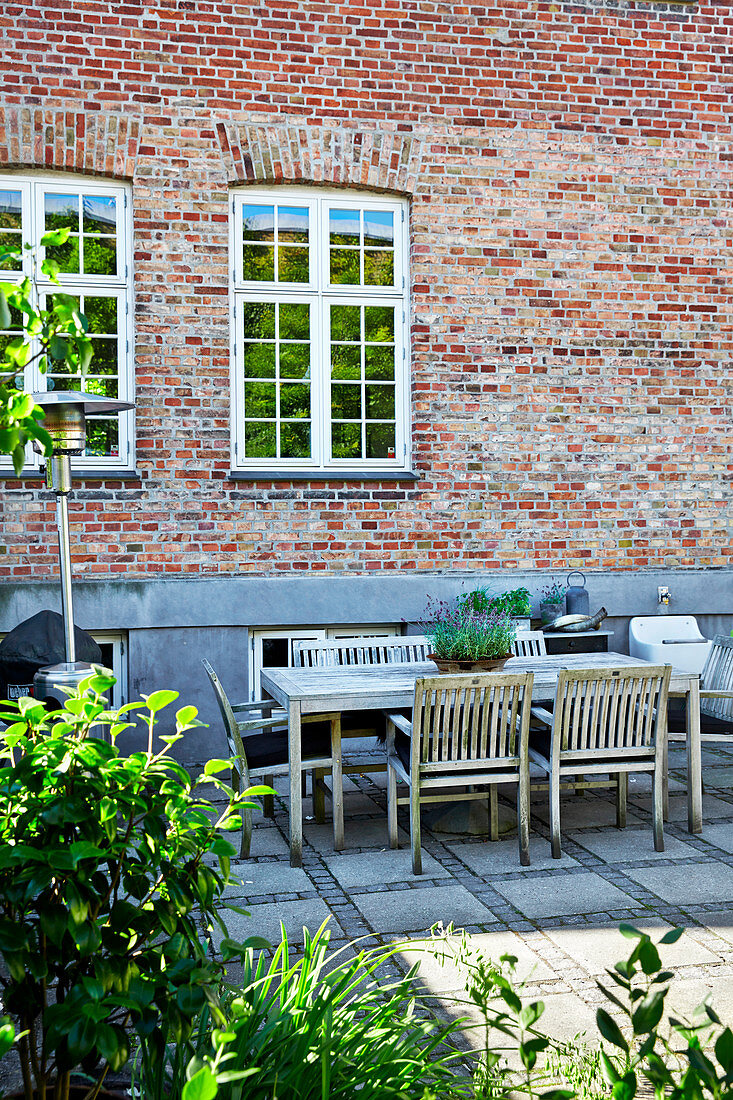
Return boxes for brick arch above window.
[216,122,426,195]
[0,108,141,179]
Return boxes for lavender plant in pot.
[419,594,517,673]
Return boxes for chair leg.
[313,768,326,824]
[662,749,669,821]
[488,786,498,841]
[231,768,252,859]
[387,763,399,849]
[616,773,627,829]
[302,772,308,798]
[653,765,665,853]
[549,768,562,859]
[263,772,275,819]
[410,780,422,875]
[517,776,530,867]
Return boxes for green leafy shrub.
[0,670,256,1100]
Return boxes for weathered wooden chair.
[293,636,433,761]
[202,659,342,859]
[293,636,433,668]
[385,672,535,874]
[529,665,671,858]
[512,631,547,657]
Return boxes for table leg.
[686,679,702,834]
[331,714,344,851]
[289,701,303,867]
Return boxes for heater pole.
[56,492,76,664]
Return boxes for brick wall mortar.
[0,0,731,580]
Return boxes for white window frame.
[248,623,402,700]
[0,172,134,471]
[89,630,128,709]
[230,186,410,473]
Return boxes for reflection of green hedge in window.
[279,343,309,379]
[366,385,395,419]
[244,343,276,379]
[330,249,359,284]
[244,382,276,419]
[331,384,361,420]
[280,421,310,458]
[85,418,119,457]
[83,236,116,277]
[332,423,361,459]
[330,305,360,342]
[279,302,309,340]
[366,423,395,459]
[278,247,308,283]
[331,345,360,380]
[364,250,393,286]
[280,383,310,418]
[245,422,276,458]
[242,244,275,282]
[365,306,393,342]
[243,302,276,339]
[85,297,117,333]
[365,346,394,380]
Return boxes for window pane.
[364,345,394,380]
[363,249,394,286]
[243,302,275,339]
[366,422,395,459]
[329,208,360,246]
[366,384,395,419]
[279,343,310,379]
[245,421,276,457]
[243,204,275,242]
[278,246,309,283]
[85,418,119,457]
[280,383,309,418]
[332,422,361,459]
[85,376,119,399]
[330,248,359,284]
[364,306,394,342]
[262,637,289,666]
[0,234,22,271]
[89,340,118,374]
[45,192,79,232]
[244,381,276,418]
[46,235,80,274]
[331,383,361,420]
[278,206,309,243]
[83,236,116,276]
[279,302,310,340]
[281,421,310,458]
[331,344,361,380]
[330,304,361,342]
[84,296,117,334]
[244,342,276,378]
[82,194,116,234]
[0,190,22,229]
[363,210,394,247]
[242,243,275,282]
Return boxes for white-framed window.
[0,174,134,469]
[230,187,410,472]
[91,630,128,710]
[248,623,402,700]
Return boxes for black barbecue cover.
[0,610,102,697]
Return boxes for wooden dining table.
[261,651,702,867]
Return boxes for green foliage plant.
[140,921,468,1100]
[0,669,259,1100]
[419,595,516,661]
[488,588,532,619]
[0,230,95,474]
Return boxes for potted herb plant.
[419,595,516,673]
[488,587,532,631]
[539,580,566,626]
[0,669,256,1100]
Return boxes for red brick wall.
[1,0,730,579]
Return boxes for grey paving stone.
[447,837,579,876]
[493,871,637,919]
[304,817,406,850]
[702,911,733,948]
[545,920,721,975]
[699,821,733,854]
[704,767,733,788]
[226,861,313,897]
[392,929,555,993]
[531,796,644,830]
[623,862,733,906]
[666,976,733,1025]
[353,884,494,934]
[324,847,445,888]
[247,826,292,858]
[633,794,733,822]
[224,898,335,947]
[567,828,700,863]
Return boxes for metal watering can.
[565,571,590,616]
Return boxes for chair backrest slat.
[293,636,433,668]
[512,631,547,657]
[411,672,534,773]
[552,665,671,758]
[701,636,733,722]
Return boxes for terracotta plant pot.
[427,653,512,674]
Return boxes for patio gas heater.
[30,391,135,706]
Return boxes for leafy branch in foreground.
[0,229,94,473]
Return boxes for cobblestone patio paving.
[219,742,733,1045]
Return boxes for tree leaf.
[183,1066,219,1100]
[597,1008,629,1052]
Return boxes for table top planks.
[261,652,698,714]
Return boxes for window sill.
[0,468,142,482]
[227,469,420,483]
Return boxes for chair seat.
[244,720,333,770]
[668,699,732,737]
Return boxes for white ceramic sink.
[629,615,711,675]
